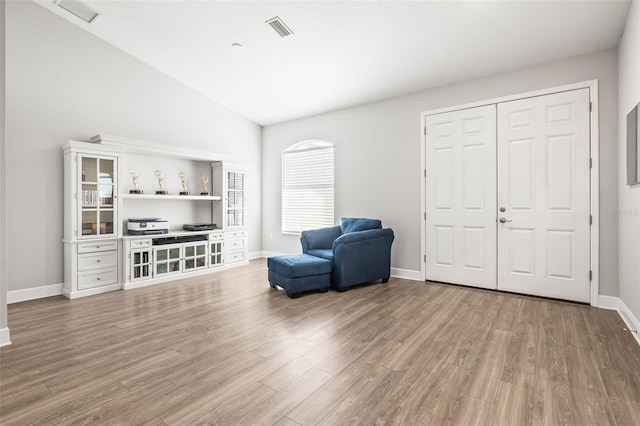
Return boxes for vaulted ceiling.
[35,0,631,125]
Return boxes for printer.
[127,218,170,235]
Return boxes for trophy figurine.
[128,168,142,194]
[199,174,209,196]
[178,172,190,195]
[154,170,168,195]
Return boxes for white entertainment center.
[62,134,248,299]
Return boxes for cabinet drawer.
[78,240,118,253]
[225,250,246,263]
[225,238,245,250]
[78,268,118,290]
[225,231,246,239]
[209,232,224,242]
[79,251,117,271]
[130,239,152,249]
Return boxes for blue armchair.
[300,218,394,291]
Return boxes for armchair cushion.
[306,249,333,262]
[300,225,342,252]
[340,218,382,234]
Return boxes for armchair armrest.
[300,225,342,253]
[332,228,394,249]
[331,228,395,289]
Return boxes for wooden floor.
[1,259,640,425]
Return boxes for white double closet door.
[425,88,591,302]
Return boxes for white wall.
[262,48,620,296]
[1,0,10,344]
[6,1,262,292]
[618,0,640,318]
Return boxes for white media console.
[62,134,247,299]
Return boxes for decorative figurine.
[199,174,209,196]
[155,170,168,195]
[178,172,190,195]
[128,168,142,194]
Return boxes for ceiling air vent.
[266,16,294,38]
[55,0,100,24]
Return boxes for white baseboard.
[597,295,620,311]
[8,283,63,304]
[0,327,11,347]
[391,268,421,281]
[598,295,640,347]
[258,251,289,258]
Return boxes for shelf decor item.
[178,172,190,195]
[199,173,209,196]
[128,168,142,194]
[154,170,168,195]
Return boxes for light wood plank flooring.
[2,259,640,425]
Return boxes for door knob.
[499,207,506,212]
[499,218,512,223]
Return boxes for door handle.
[499,218,512,223]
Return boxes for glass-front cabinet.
[209,232,224,267]
[78,154,117,238]
[63,141,123,299]
[131,248,152,282]
[226,170,245,227]
[153,244,182,277]
[183,241,208,271]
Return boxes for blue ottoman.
[268,254,332,298]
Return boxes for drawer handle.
[97,260,101,263]
[96,245,101,249]
[96,277,101,281]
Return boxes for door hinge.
[424,254,427,262]
[424,169,427,178]
[589,102,592,112]
[590,215,593,225]
[424,126,427,136]
[589,270,593,281]
[590,158,593,168]
[424,212,427,220]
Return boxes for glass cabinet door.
[226,171,245,227]
[209,241,223,267]
[131,249,152,282]
[79,155,117,238]
[183,242,208,271]
[153,244,182,277]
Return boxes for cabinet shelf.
[121,193,222,201]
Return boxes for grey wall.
[1,0,8,336]
[262,48,619,296]
[618,0,640,318]
[6,1,262,292]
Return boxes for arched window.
[282,140,334,234]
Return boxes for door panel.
[425,105,497,289]
[497,89,591,302]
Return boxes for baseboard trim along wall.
[7,283,63,304]
[0,327,11,347]
[390,268,421,281]
[598,295,640,347]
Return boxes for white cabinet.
[183,241,208,272]
[209,232,224,268]
[153,243,183,277]
[213,164,248,265]
[129,239,152,282]
[63,142,123,299]
[226,170,245,228]
[224,230,246,264]
[63,135,250,298]
[123,232,221,288]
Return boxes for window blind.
[282,146,334,234]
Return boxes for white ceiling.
[35,0,631,126]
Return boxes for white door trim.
[420,80,600,306]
